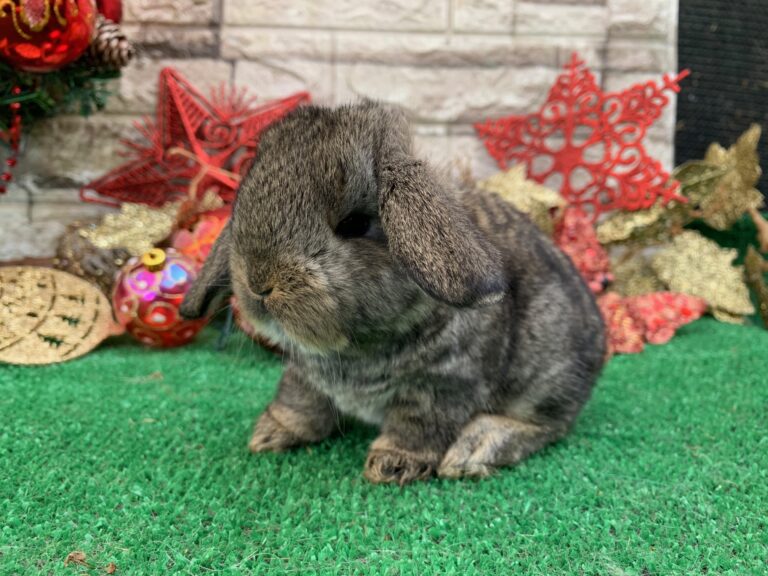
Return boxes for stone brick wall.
[0,0,679,260]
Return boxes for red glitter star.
[81,68,310,207]
[475,54,690,221]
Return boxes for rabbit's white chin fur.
[242,308,349,356]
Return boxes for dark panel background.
[676,0,768,199]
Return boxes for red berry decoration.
[0,0,97,73]
[112,248,206,347]
[0,86,22,195]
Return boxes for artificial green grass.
[1,318,766,575]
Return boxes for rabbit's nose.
[246,271,275,300]
[254,286,274,300]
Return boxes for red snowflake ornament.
[475,54,690,220]
[81,68,310,207]
[554,208,613,294]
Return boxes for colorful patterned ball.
[112,248,206,347]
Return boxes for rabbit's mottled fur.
[181,101,605,484]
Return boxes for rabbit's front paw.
[248,406,306,453]
[363,437,439,485]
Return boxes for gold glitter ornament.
[478,165,565,235]
[700,124,764,230]
[80,202,180,256]
[596,162,725,247]
[651,231,754,321]
[744,246,768,328]
[610,254,664,297]
[0,267,122,365]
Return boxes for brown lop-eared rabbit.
[181,101,606,484]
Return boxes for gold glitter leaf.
[674,161,728,207]
[611,254,665,297]
[596,200,669,245]
[0,267,120,365]
[80,202,179,256]
[478,165,566,235]
[651,231,754,319]
[701,124,765,230]
[711,309,745,325]
[596,162,725,247]
[744,246,768,328]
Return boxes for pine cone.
[54,220,131,297]
[86,15,135,70]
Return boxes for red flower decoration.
[598,291,707,357]
[475,54,690,220]
[624,292,707,345]
[81,68,310,207]
[597,292,645,356]
[554,208,613,294]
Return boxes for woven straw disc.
[0,267,118,365]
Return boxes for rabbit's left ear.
[378,157,506,307]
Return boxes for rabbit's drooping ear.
[379,158,506,307]
[180,224,233,319]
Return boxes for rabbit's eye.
[335,212,372,239]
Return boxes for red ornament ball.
[95,0,121,23]
[0,0,97,73]
[112,248,206,347]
